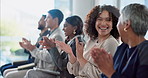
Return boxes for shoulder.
[103,35,119,46]
[114,43,128,57]
[138,40,148,54]
[101,36,119,55]
[138,40,148,65]
[54,27,64,35]
[51,28,65,41]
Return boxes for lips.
[99,27,109,30]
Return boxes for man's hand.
[41,36,56,49]
[19,38,36,51]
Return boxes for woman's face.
[95,10,112,36]
[63,21,75,36]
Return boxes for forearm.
[68,52,77,64]
[67,61,80,76]
[77,58,87,67]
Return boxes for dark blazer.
[48,35,84,78]
[102,40,148,78]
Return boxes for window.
[0,0,71,66]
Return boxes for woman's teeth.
[99,27,109,30]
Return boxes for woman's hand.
[19,38,36,51]
[75,37,87,67]
[55,40,77,64]
[75,37,84,60]
[91,48,115,78]
[55,40,73,55]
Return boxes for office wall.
[95,0,146,9]
[72,0,95,21]
[95,0,118,7]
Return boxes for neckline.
[96,35,112,43]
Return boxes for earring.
[124,28,127,32]
[73,30,76,34]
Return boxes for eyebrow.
[97,16,111,19]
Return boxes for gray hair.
[121,3,148,36]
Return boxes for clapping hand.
[90,47,115,78]
[19,38,36,51]
[75,37,84,60]
[55,40,73,54]
[40,36,56,49]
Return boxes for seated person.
[42,15,84,78]
[18,9,65,78]
[2,15,49,77]
[54,5,120,78]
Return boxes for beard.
[38,25,45,30]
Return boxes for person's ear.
[73,26,78,31]
[73,26,78,35]
[54,17,59,23]
[124,20,131,32]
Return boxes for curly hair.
[85,5,120,40]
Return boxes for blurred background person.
[20,9,65,78]
[1,14,49,77]
[4,9,65,78]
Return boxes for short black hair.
[48,9,64,25]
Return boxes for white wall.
[95,0,146,9]
[72,0,95,21]
[120,0,145,9]
[95,0,118,7]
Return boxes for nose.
[101,20,106,25]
